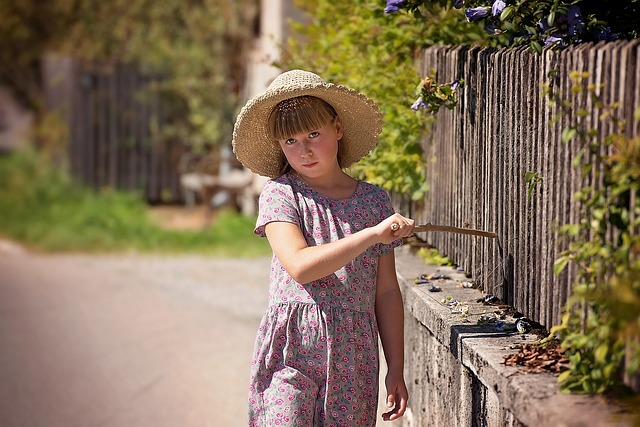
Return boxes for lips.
[302,162,318,168]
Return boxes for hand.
[381,371,408,422]
[375,213,415,244]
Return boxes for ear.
[334,116,344,140]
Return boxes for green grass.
[0,150,271,257]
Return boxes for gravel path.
[0,242,270,427]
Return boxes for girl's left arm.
[375,251,408,422]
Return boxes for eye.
[308,131,320,138]
[284,138,296,145]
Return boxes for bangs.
[268,96,337,141]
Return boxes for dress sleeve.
[254,179,300,237]
[374,188,402,256]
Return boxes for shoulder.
[261,175,294,195]
[358,181,391,200]
[259,174,300,204]
[356,181,395,217]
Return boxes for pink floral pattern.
[249,173,400,426]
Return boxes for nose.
[298,140,312,158]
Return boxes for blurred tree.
[0,0,82,109]
[0,0,259,150]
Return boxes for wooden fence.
[43,55,185,203]
[404,40,640,330]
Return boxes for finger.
[382,392,408,421]
[383,408,401,421]
[382,394,396,419]
[381,391,395,421]
[386,392,395,408]
[390,222,411,233]
[395,394,408,418]
[381,406,398,421]
[381,408,395,421]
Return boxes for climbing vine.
[546,71,640,394]
[411,73,464,115]
[378,0,640,395]
[384,0,639,53]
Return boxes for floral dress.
[248,173,400,427]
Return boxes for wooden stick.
[391,222,497,239]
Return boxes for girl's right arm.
[264,213,414,284]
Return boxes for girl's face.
[277,117,343,179]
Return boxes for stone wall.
[393,247,632,427]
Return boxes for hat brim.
[232,81,383,178]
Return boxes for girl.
[232,70,414,426]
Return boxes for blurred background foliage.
[0,149,270,256]
[0,0,267,255]
[1,0,638,259]
[0,0,259,151]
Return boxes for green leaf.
[524,171,543,198]
[530,40,542,54]
[547,11,556,27]
[500,6,514,21]
[562,127,578,143]
[558,369,573,384]
[594,345,608,364]
[572,149,584,168]
[554,256,571,275]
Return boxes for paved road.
[0,243,271,427]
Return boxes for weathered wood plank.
[415,41,639,330]
[61,59,184,204]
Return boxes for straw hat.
[232,70,383,178]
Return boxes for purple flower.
[384,0,407,14]
[539,5,584,38]
[543,35,563,46]
[484,19,502,35]
[465,7,489,22]
[451,80,461,90]
[411,97,429,111]
[492,0,506,16]
[564,6,584,36]
[453,0,465,9]
[557,6,584,36]
[595,27,619,41]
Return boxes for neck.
[293,164,344,187]
[292,168,357,199]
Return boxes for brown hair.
[268,96,341,175]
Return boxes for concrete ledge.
[394,246,631,427]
